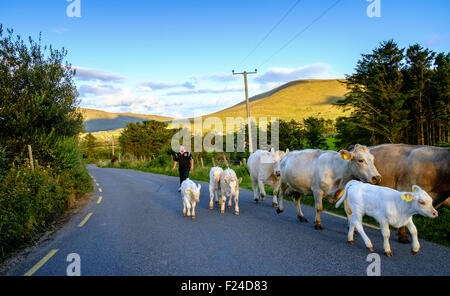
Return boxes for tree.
[337,40,410,145]
[83,133,97,159]
[119,120,175,159]
[0,26,83,163]
[303,117,328,149]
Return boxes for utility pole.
[232,69,257,153]
[110,135,115,156]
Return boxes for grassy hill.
[206,79,348,122]
[79,108,173,133]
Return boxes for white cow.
[336,181,438,256]
[209,166,223,210]
[219,168,242,215]
[247,148,289,207]
[180,178,201,219]
[277,144,381,230]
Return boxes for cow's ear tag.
[342,154,349,160]
[412,188,418,193]
[401,194,413,202]
[185,190,191,194]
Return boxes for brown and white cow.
[277,144,381,230]
[366,144,450,242]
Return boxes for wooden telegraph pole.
[232,69,257,154]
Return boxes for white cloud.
[254,63,336,83]
[74,66,127,83]
[140,80,195,90]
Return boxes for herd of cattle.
[180,144,449,257]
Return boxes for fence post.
[28,145,34,171]
[223,153,229,166]
[243,158,246,166]
[200,157,204,168]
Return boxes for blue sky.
[1,0,449,118]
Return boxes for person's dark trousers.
[179,168,190,185]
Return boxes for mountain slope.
[206,79,348,122]
[79,108,173,132]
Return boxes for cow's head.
[340,144,381,185]
[403,185,438,218]
[224,174,242,196]
[192,183,201,203]
[268,148,289,177]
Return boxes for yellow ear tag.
[401,194,413,202]
[343,154,349,160]
[413,188,418,192]
[185,190,191,194]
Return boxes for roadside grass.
[99,159,450,247]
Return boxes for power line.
[258,0,341,69]
[235,0,303,70]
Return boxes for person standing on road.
[172,145,194,192]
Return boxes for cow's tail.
[335,180,357,208]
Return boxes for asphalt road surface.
[5,166,450,276]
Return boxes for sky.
[1,0,449,118]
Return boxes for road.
[5,165,450,276]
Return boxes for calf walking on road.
[209,166,223,210]
[336,180,438,257]
[219,168,242,215]
[180,179,201,219]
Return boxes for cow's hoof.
[368,246,374,252]
[227,205,232,209]
[276,208,283,214]
[348,240,354,245]
[215,200,219,204]
[398,235,410,244]
[254,199,259,204]
[314,224,323,230]
[272,203,278,208]
[192,216,196,219]
[209,206,213,210]
[183,213,186,217]
[297,216,308,223]
[385,251,393,257]
[235,211,239,216]
[220,210,224,214]
[412,250,419,256]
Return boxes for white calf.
[336,180,438,256]
[180,178,201,219]
[209,166,223,210]
[219,168,242,215]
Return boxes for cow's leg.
[191,202,196,219]
[397,226,410,244]
[406,218,420,255]
[313,189,324,230]
[215,188,220,204]
[220,192,226,214]
[343,198,357,236]
[347,216,356,245]
[252,179,259,203]
[209,185,214,210]
[234,193,239,216]
[227,193,232,208]
[276,182,288,214]
[381,222,392,257]
[186,202,191,217]
[354,219,374,251]
[183,202,187,216]
[294,195,308,222]
[258,180,266,201]
[272,185,279,208]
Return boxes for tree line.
[336,40,449,149]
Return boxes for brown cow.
[351,144,450,243]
